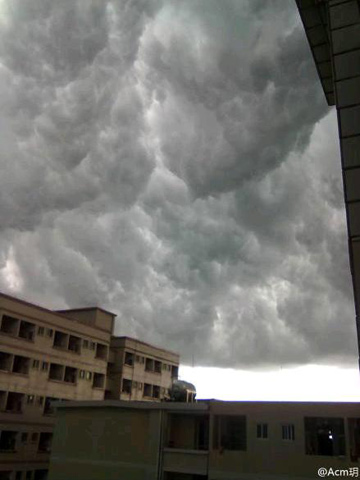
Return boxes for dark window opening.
[64,366,77,384]
[213,415,246,451]
[38,432,52,453]
[0,472,12,480]
[68,335,81,353]
[124,351,134,366]
[12,355,30,375]
[44,397,58,415]
[49,363,64,381]
[122,378,132,394]
[95,343,107,360]
[257,423,268,439]
[15,472,22,480]
[0,430,17,452]
[26,472,32,480]
[171,365,179,379]
[305,417,345,456]
[34,470,48,480]
[38,326,45,336]
[21,432,28,443]
[53,331,68,349]
[154,360,162,373]
[144,383,152,397]
[5,392,24,413]
[19,320,35,341]
[282,424,295,441]
[0,315,19,335]
[0,351,12,371]
[92,372,104,389]
[145,358,154,372]
[153,385,160,398]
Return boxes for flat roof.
[111,336,180,358]
[56,306,117,318]
[54,400,208,412]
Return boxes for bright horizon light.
[179,364,360,402]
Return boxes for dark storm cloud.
[0,0,356,367]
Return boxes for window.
[5,392,24,413]
[138,382,143,390]
[83,340,89,349]
[95,343,107,360]
[90,342,96,350]
[38,327,44,336]
[135,355,141,362]
[27,395,34,404]
[53,331,68,349]
[38,432,52,453]
[19,321,35,341]
[25,472,32,480]
[32,360,40,369]
[0,431,18,451]
[124,351,134,366]
[213,415,247,451]
[305,417,345,456]
[79,370,85,379]
[0,351,12,371]
[68,335,81,353]
[31,433,38,443]
[15,472,22,480]
[144,383,152,397]
[92,373,105,389]
[46,329,53,338]
[64,366,77,384]
[133,381,138,389]
[49,363,64,381]
[0,315,19,335]
[282,424,295,441]
[38,396,44,406]
[257,423,268,439]
[85,371,92,381]
[41,362,48,371]
[12,355,30,375]
[154,361,162,373]
[122,379,132,394]
[153,385,160,398]
[21,432,28,443]
[163,363,167,370]
[145,358,154,372]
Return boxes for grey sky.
[0,0,356,368]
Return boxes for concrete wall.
[48,407,161,480]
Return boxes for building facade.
[48,399,360,480]
[295,0,360,364]
[106,336,179,402]
[0,292,181,480]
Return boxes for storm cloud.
[0,0,355,368]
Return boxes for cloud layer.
[0,0,355,367]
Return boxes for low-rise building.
[106,336,180,402]
[48,399,360,480]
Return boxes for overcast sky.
[0,0,357,371]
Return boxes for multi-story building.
[295,0,360,365]
[106,336,180,402]
[0,292,115,480]
[48,399,360,480]
[0,292,181,480]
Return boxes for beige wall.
[48,406,161,480]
